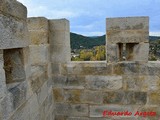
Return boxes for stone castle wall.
[0,1,160,120]
[0,1,54,120]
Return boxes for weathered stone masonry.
[0,0,160,120]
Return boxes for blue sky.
[18,0,160,36]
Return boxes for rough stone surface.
[85,75,122,90]
[30,65,48,92]
[133,43,149,61]
[0,14,29,49]
[0,0,27,20]
[107,17,149,31]
[49,19,71,64]
[27,17,48,31]
[27,17,49,45]
[55,103,88,117]
[30,45,50,65]
[107,44,119,62]
[29,31,49,45]
[103,91,147,105]
[49,19,69,31]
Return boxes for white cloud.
[17,0,80,19]
[75,31,105,36]
[149,32,160,36]
[72,24,94,29]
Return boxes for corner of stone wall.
[27,17,54,120]
[0,0,31,119]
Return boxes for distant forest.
[70,33,105,50]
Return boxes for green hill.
[149,36,160,41]
[70,32,105,49]
[70,32,160,50]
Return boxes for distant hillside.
[70,32,160,50]
[149,36,160,41]
[70,33,105,49]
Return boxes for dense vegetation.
[70,33,105,49]
[70,32,160,61]
[71,45,106,61]
[149,38,160,61]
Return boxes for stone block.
[28,94,39,120]
[39,102,46,120]
[30,45,50,65]
[49,31,70,46]
[53,88,64,102]
[103,91,125,104]
[112,63,124,75]
[146,62,160,76]
[123,75,145,91]
[8,81,27,110]
[0,14,29,49]
[64,89,83,103]
[0,0,27,20]
[107,30,148,44]
[36,82,48,105]
[122,62,140,75]
[107,44,119,63]
[29,30,49,45]
[64,75,85,89]
[107,17,149,31]
[55,103,88,117]
[52,75,67,87]
[43,90,53,115]
[64,90,103,104]
[61,62,112,75]
[53,75,85,89]
[46,110,54,120]
[50,44,71,63]
[27,17,48,31]
[52,63,61,75]
[23,45,31,80]
[30,65,48,92]
[22,47,30,66]
[148,92,160,105]
[8,101,30,120]
[0,93,14,120]
[49,19,69,31]
[133,43,149,61]
[85,75,122,90]
[103,91,147,105]
[81,90,103,104]
[124,75,160,91]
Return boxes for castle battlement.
[0,1,160,120]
